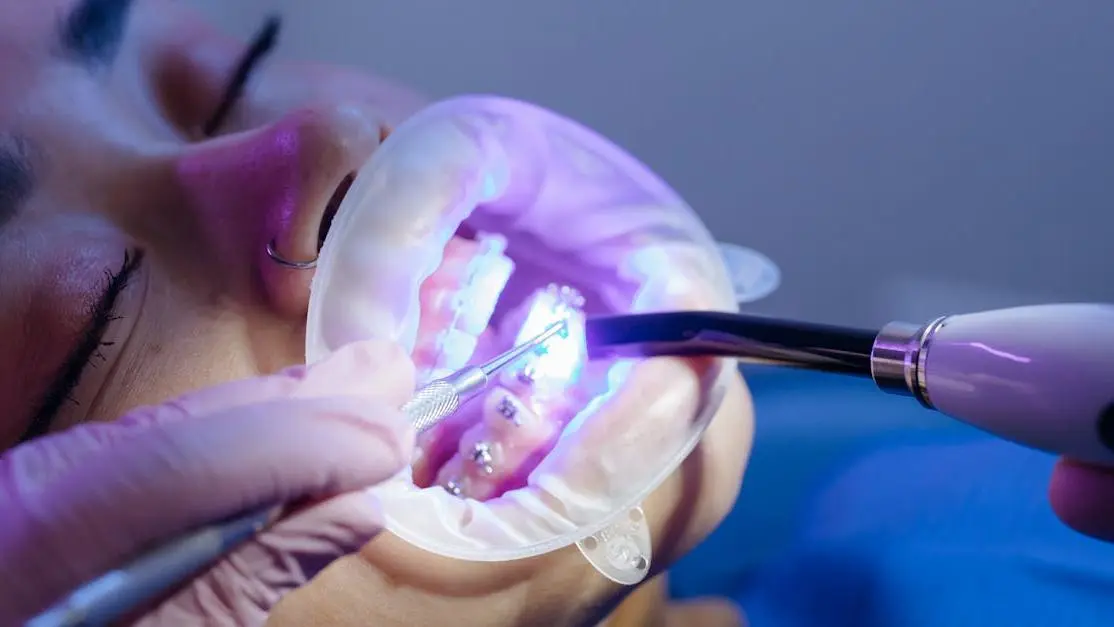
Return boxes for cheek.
[0,235,121,444]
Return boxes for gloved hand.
[1050,460,1114,542]
[1,339,416,626]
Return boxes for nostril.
[318,173,356,250]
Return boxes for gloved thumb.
[1049,458,1114,542]
[0,339,416,623]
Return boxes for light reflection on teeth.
[433,328,479,373]
[499,284,588,400]
[456,242,514,335]
[414,232,513,381]
[448,232,513,333]
[436,284,591,501]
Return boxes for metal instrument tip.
[479,320,568,377]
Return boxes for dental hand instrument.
[28,320,567,627]
[584,303,1114,466]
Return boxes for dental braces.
[443,283,588,499]
[470,441,495,475]
[503,283,587,394]
[424,232,515,381]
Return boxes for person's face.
[0,0,425,448]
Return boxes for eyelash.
[23,17,283,440]
[23,250,144,442]
[201,15,282,137]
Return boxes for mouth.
[310,172,603,502]
[406,230,606,502]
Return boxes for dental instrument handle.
[402,319,567,433]
[871,303,1114,466]
[25,506,283,627]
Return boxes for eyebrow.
[57,0,136,68]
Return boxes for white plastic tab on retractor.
[716,241,781,304]
[576,506,653,585]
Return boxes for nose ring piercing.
[266,238,318,270]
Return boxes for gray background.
[193,0,1114,327]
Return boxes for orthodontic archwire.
[402,319,568,433]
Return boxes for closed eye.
[202,15,282,137]
[58,0,135,69]
[19,250,144,444]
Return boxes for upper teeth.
[422,233,514,379]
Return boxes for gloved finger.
[139,491,384,625]
[15,338,415,483]
[153,337,415,419]
[1048,458,1114,542]
[2,387,412,621]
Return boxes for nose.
[175,102,389,317]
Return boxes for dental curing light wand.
[29,320,567,627]
[585,304,1114,466]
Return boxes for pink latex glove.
[1050,460,1114,542]
[0,339,416,625]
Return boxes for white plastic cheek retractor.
[305,95,767,585]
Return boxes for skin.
[1,1,751,624]
[6,1,1112,625]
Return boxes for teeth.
[444,479,464,497]
[498,284,587,396]
[431,283,591,502]
[453,234,514,336]
[435,328,480,372]
[470,441,495,474]
[414,233,514,380]
[495,395,521,425]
